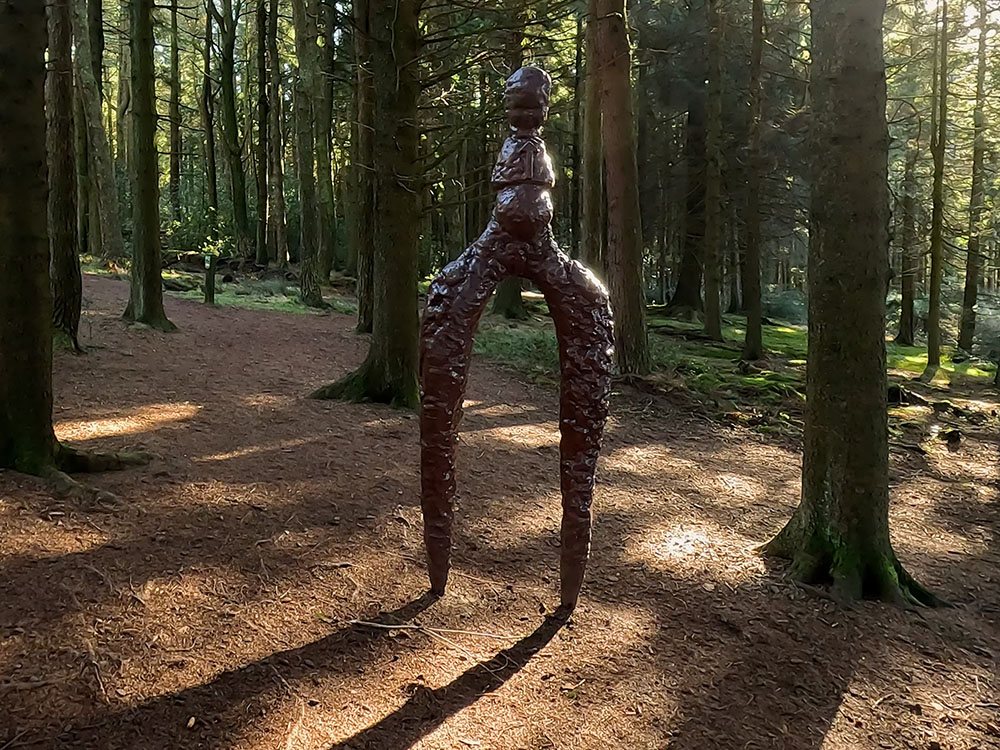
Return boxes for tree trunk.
[896,139,918,346]
[291,0,324,307]
[702,0,723,341]
[124,0,176,331]
[116,0,131,175]
[2,0,152,497]
[48,0,84,352]
[670,58,707,314]
[351,0,375,331]
[581,0,604,272]
[73,0,125,261]
[214,0,252,257]
[201,3,220,236]
[74,82,91,257]
[742,0,764,359]
[924,0,948,379]
[0,0,61,474]
[168,0,182,224]
[311,0,421,407]
[762,0,938,607]
[83,0,104,256]
[570,12,583,258]
[597,0,649,374]
[267,0,288,264]
[314,0,337,280]
[255,0,269,265]
[957,0,987,353]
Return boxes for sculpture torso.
[490,68,557,243]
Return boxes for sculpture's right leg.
[420,242,504,595]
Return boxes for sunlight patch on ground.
[467,422,560,449]
[197,436,314,462]
[632,523,767,584]
[55,402,201,441]
[239,393,295,408]
[715,473,766,501]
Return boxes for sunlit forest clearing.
[2,0,1000,748]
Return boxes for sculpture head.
[505,66,551,133]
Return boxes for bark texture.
[72,0,125,260]
[742,0,764,359]
[596,0,649,374]
[290,0,325,307]
[762,0,939,607]
[580,0,604,273]
[47,0,84,351]
[310,0,421,407]
[124,0,176,331]
[0,0,60,474]
[924,1,947,377]
[957,0,987,353]
[702,0,723,341]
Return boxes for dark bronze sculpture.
[420,66,615,612]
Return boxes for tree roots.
[309,359,419,409]
[761,526,949,609]
[34,445,155,507]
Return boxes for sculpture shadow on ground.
[326,614,566,750]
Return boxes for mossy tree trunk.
[762,0,939,608]
[1,0,150,496]
[47,0,84,352]
[311,0,421,408]
[124,0,176,331]
[596,0,649,374]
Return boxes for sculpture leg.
[420,241,504,595]
[530,248,614,610]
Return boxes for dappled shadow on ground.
[1,275,998,749]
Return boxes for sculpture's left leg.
[528,245,614,610]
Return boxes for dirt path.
[1,275,997,750]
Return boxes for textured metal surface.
[420,66,615,610]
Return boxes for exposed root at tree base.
[761,534,949,609]
[40,467,121,507]
[301,293,329,310]
[122,312,179,333]
[58,445,154,473]
[308,361,418,409]
[29,445,155,507]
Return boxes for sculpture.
[420,66,615,612]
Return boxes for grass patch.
[168,279,358,316]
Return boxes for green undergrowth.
[168,279,357,316]
[82,261,357,316]
[476,306,997,435]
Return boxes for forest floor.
[1,274,999,750]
